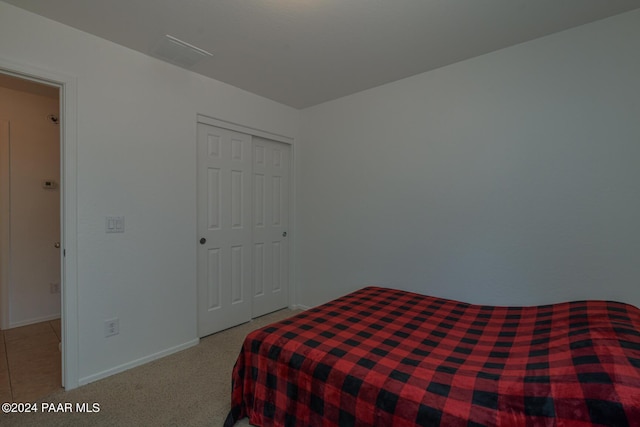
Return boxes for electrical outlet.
[50,283,60,294]
[104,318,119,337]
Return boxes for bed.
[224,287,640,426]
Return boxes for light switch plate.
[106,216,125,233]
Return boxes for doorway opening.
[0,72,62,400]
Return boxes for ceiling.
[5,0,640,109]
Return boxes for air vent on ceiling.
[151,35,213,68]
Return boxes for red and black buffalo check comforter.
[225,287,640,426]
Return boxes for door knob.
[199,238,206,245]
[54,242,60,248]
[282,232,287,237]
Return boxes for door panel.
[197,124,252,337]
[252,138,290,317]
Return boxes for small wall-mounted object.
[47,114,59,125]
[104,317,119,337]
[42,180,57,189]
[106,216,125,233]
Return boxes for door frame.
[0,119,9,329]
[196,114,297,316]
[0,58,79,390]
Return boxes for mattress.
[225,286,640,426]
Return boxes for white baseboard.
[291,304,311,311]
[78,338,200,386]
[9,313,61,329]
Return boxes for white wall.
[0,2,299,384]
[0,85,60,327]
[298,10,640,309]
[2,0,639,387]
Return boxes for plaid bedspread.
[225,287,640,426]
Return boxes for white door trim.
[0,119,9,330]
[0,58,79,390]
[197,114,294,145]
[196,115,297,313]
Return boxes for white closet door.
[252,137,290,317]
[197,123,252,337]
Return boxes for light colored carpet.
[2,309,297,427]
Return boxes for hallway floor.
[0,319,62,402]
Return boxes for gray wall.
[298,10,640,309]
[0,2,299,386]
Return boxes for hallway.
[0,319,62,402]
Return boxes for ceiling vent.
[151,35,213,68]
